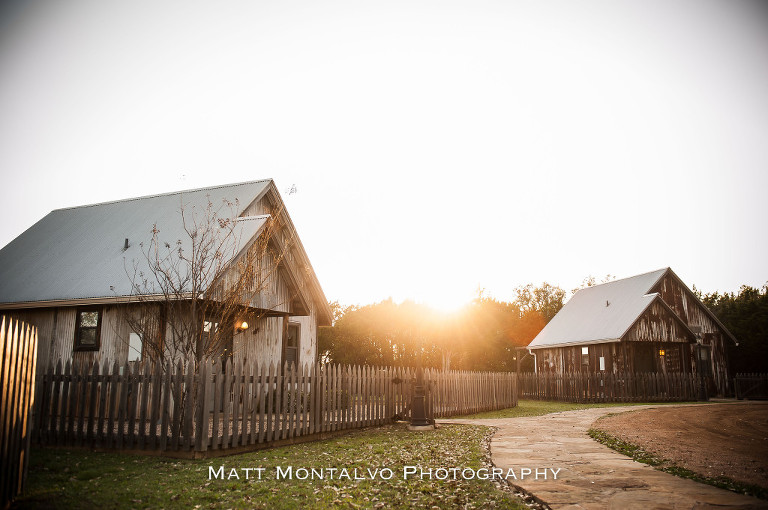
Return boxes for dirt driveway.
[594,402,768,489]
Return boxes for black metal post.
[410,365,431,427]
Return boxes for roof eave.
[661,269,739,345]
[528,337,622,349]
[0,293,189,309]
[615,293,697,344]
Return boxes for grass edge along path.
[454,399,699,419]
[13,423,530,510]
[588,428,768,501]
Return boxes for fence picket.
[266,363,275,442]
[171,361,183,451]
[159,363,171,451]
[222,359,232,449]
[20,358,615,458]
[194,359,211,453]
[231,360,241,448]
[280,362,289,440]
[243,363,253,445]
[212,362,222,450]
[105,361,118,449]
[49,361,62,445]
[181,362,195,451]
[138,363,151,449]
[85,362,99,445]
[258,364,267,444]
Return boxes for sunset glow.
[1,0,766,306]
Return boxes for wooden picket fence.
[1,317,38,510]
[422,368,518,418]
[734,373,768,400]
[33,360,517,457]
[518,371,704,403]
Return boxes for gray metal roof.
[0,180,271,305]
[527,268,669,349]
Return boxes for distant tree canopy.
[697,283,768,374]
[320,278,767,374]
[318,282,566,371]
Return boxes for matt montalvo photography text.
[209,465,562,482]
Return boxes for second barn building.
[526,268,736,396]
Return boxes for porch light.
[237,321,249,331]
[659,349,665,356]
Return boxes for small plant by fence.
[33,360,517,457]
[734,373,768,400]
[1,317,38,510]
[518,371,704,403]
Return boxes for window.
[128,332,142,362]
[581,346,589,366]
[283,323,300,367]
[74,308,102,351]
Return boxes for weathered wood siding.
[650,273,731,394]
[3,299,320,372]
[537,342,623,374]
[232,316,283,367]
[535,340,691,375]
[0,305,133,373]
[1,305,137,372]
[624,300,693,344]
[294,305,318,368]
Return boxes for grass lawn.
[455,398,696,419]
[13,400,706,509]
[13,423,528,510]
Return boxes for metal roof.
[527,268,669,349]
[0,180,271,305]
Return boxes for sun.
[409,280,475,315]
[424,294,471,315]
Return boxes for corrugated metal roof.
[0,180,271,304]
[527,268,669,349]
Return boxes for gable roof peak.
[53,179,274,212]
[529,267,672,349]
[573,267,669,296]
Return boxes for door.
[634,343,655,373]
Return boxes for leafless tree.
[121,194,297,371]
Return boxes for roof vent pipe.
[124,238,129,250]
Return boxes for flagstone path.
[440,404,768,510]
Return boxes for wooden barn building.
[526,268,736,396]
[0,179,332,371]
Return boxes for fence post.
[194,359,211,453]
[159,362,171,451]
[266,363,275,443]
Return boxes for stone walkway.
[439,405,768,510]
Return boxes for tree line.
[697,283,768,374]
[317,283,567,371]
[319,278,768,374]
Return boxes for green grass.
[588,428,768,501]
[14,423,527,509]
[455,399,694,419]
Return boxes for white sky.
[1,0,767,311]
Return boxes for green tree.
[697,284,768,374]
[513,282,566,323]
[317,289,553,371]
